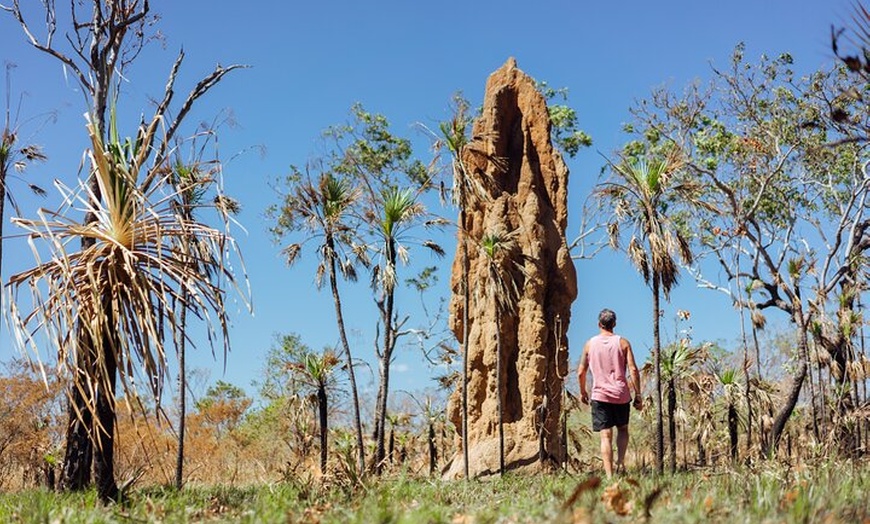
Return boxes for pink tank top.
[588,334,631,403]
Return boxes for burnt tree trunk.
[728,403,738,464]
[317,384,328,475]
[60,326,95,491]
[428,422,437,476]
[93,339,118,502]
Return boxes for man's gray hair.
[598,309,617,330]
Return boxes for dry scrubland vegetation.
[3,0,870,522]
[0,463,868,522]
[0,362,868,522]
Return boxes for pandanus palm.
[661,338,708,472]
[437,95,485,479]
[598,154,694,474]
[368,186,444,470]
[478,226,521,476]
[273,170,367,475]
[169,146,240,490]
[6,112,245,501]
[716,368,743,463]
[287,346,340,474]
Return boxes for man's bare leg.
[615,424,629,473]
[600,427,614,477]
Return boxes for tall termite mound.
[445,58,577,478]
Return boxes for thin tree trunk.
[808,340,821,442]
[858,304,868,456]
[667,376,676,474]
[428,421,437,476]
[0,160,6,335]
[496,325,504,476]
[374,354,391,470]
[327,246,365,474]
[752,321,763,381]
[175,304,187,490]
[318,384,328,474]
[460,208,470,480]
[768,314,809,454]
[728,402,738,464]
[561,390,568,471]
[652,278,664,474]
[374,249,396,473]
[745,375,753,461]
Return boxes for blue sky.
[0,0,854,405]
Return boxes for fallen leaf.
[602,482,633,516]
[561,476,601,511]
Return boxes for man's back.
[587,333,631,404]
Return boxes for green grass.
[0,462,868,523]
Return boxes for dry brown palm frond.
[7,114,249,418]
[606,221,620,250]
[751,309,767,329]
[627,236,650,283]
[282,244,302,266]
[476,225,526,315]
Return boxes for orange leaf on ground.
[601,482,633,516]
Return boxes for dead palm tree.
[598,153,694,474]
[6,111,247,501]
[273,169,367,476]
[478,226,521,476]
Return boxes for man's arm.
[623,338,643,408]
[577,341,590,404]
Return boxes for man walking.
[577,308,642,476]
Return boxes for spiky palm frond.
[477,226,524,315]
[367,186,442,293]
[274,171,362,288]
[7,114,246,409]
[598,154,693,298]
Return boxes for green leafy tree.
[326,104,444,472]
[536,82,593,158]
[620,45,870,456]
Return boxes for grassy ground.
[0,461,868,523]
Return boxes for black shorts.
[591,400,630,431]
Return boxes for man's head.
[598,308,616,331]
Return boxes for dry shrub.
[0,360,64,490]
